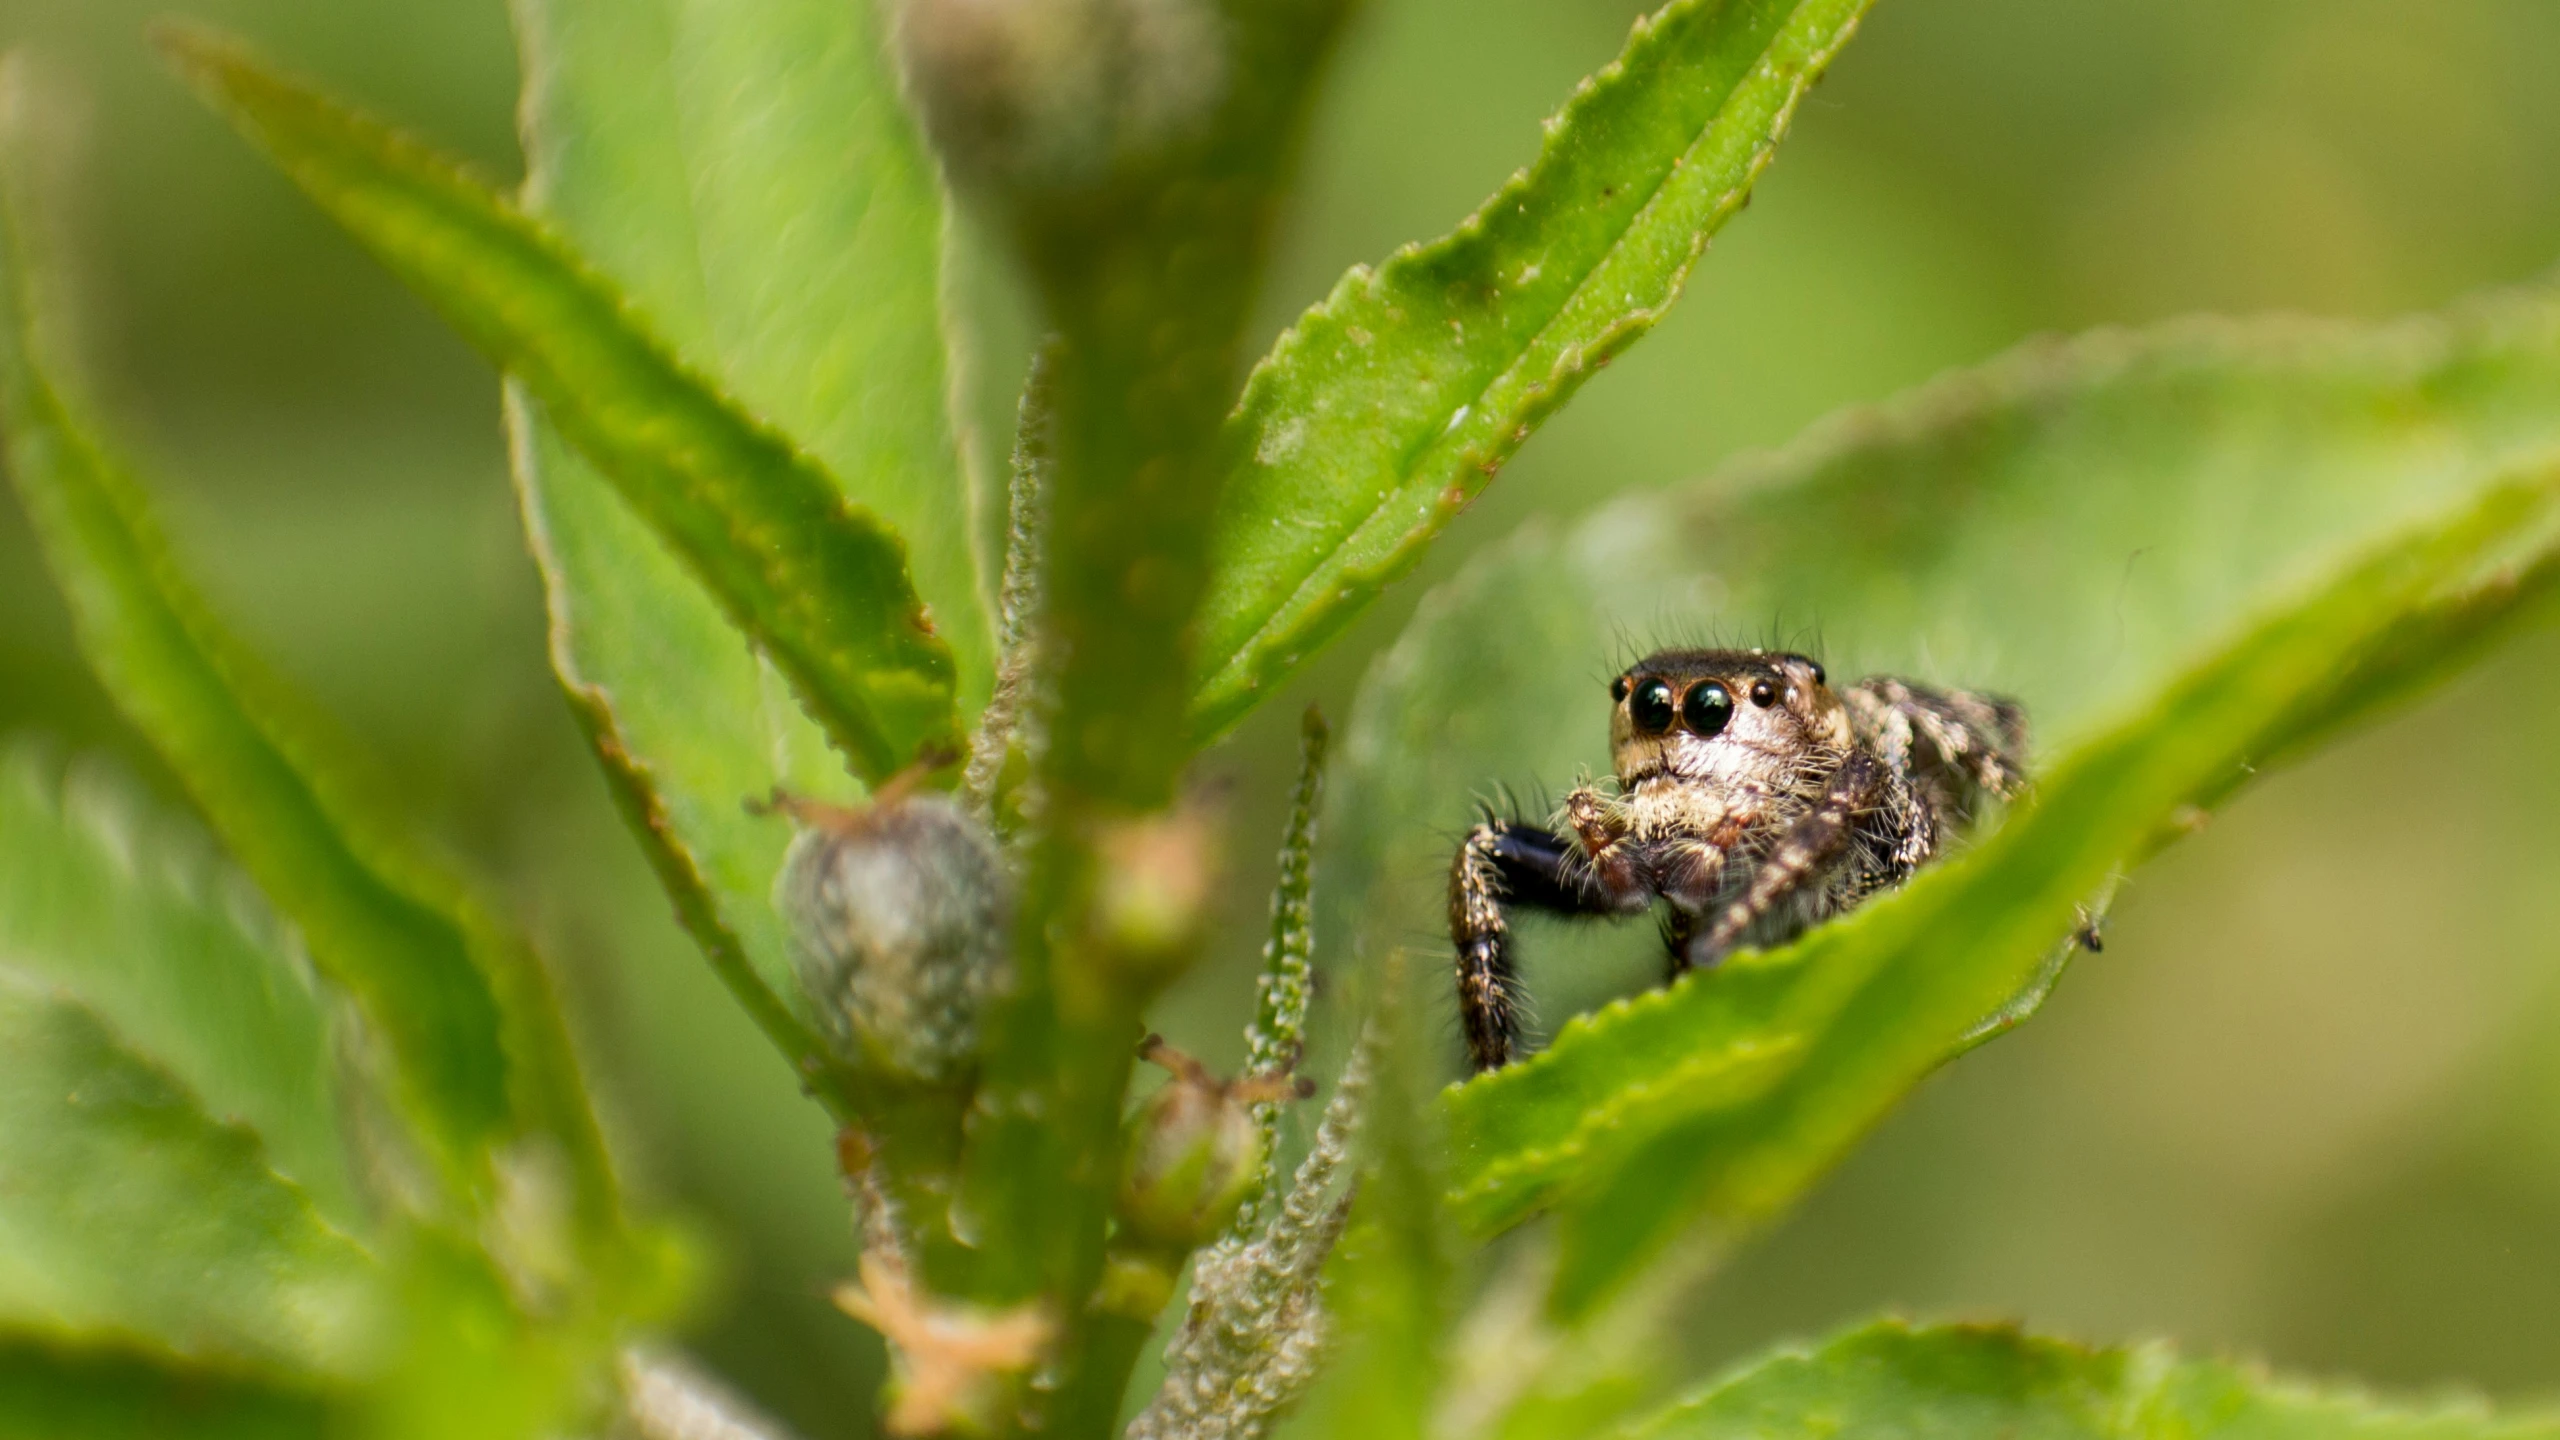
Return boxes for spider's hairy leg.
[1448,821,1543,1075]
[1691,751,1890,967]
[1848,678,2029,800]
[1844,682,1919,779]
[1863,679,2091,950]
[1449,809,1641,1074]
[1837,690,1941,874]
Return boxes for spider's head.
[1608,649,1847,789]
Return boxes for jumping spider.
[1449,648,2030,1073]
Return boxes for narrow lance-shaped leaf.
[155,24,961,784]
[0,88,622,1247]
[506,0,988,1036]
[0,177,501,1190]
[1114,710,1343,1440]
[1627,1320,2560,1440]
[0,978,378,1380]
[1190,0,1877,737]
[1319,285,2560,1311]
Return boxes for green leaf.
[155,23,963,785]
[0,979,378,1379]
[1543,470,2558,1311]
[1627,1319,2560,1440]
[513,0,987,679]
[0,1336,330,1440]
[504,0,989,1038]
[0,97,622,1250]
[1190,0,1877,737]
[1318,288,2560,1312]
[0,205,501,1193]
[0,751,360,1230]
[343,1234,630,1440]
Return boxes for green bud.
[1114,1037,1308,1251]
[768,787,1012,1086]
[1089,806,1219,978]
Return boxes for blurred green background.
[5,0,2560,1433]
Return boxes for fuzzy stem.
[1243,706,1327,1165]
[964,341,1059,819]
[943,7,1360,1433]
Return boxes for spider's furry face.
[1607,648,1851,792]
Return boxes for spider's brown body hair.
[1448,647,2028,1073]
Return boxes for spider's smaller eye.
[1610,675,1630,703]
[1629,677,1676,735]
[1807,661,1826,686]
[1681,682,1733,736]
[1750,679,1779,708]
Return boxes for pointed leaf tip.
[1190,0,1879,739]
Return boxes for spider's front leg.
[1450,786,1652,1073]
[1688,752,1889,968]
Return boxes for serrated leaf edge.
[1192,0,1877,735]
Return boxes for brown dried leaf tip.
[833,1254,1052,1437]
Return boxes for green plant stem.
[950,7,1357,1431]
[1056,1313,1156,1440]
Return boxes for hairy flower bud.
[1115,1037,1309,1250]
[893,0,1228,196]
[767,786,1012,1086]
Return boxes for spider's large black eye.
[1629,677,1676,734]
[1681,681,1733,736]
